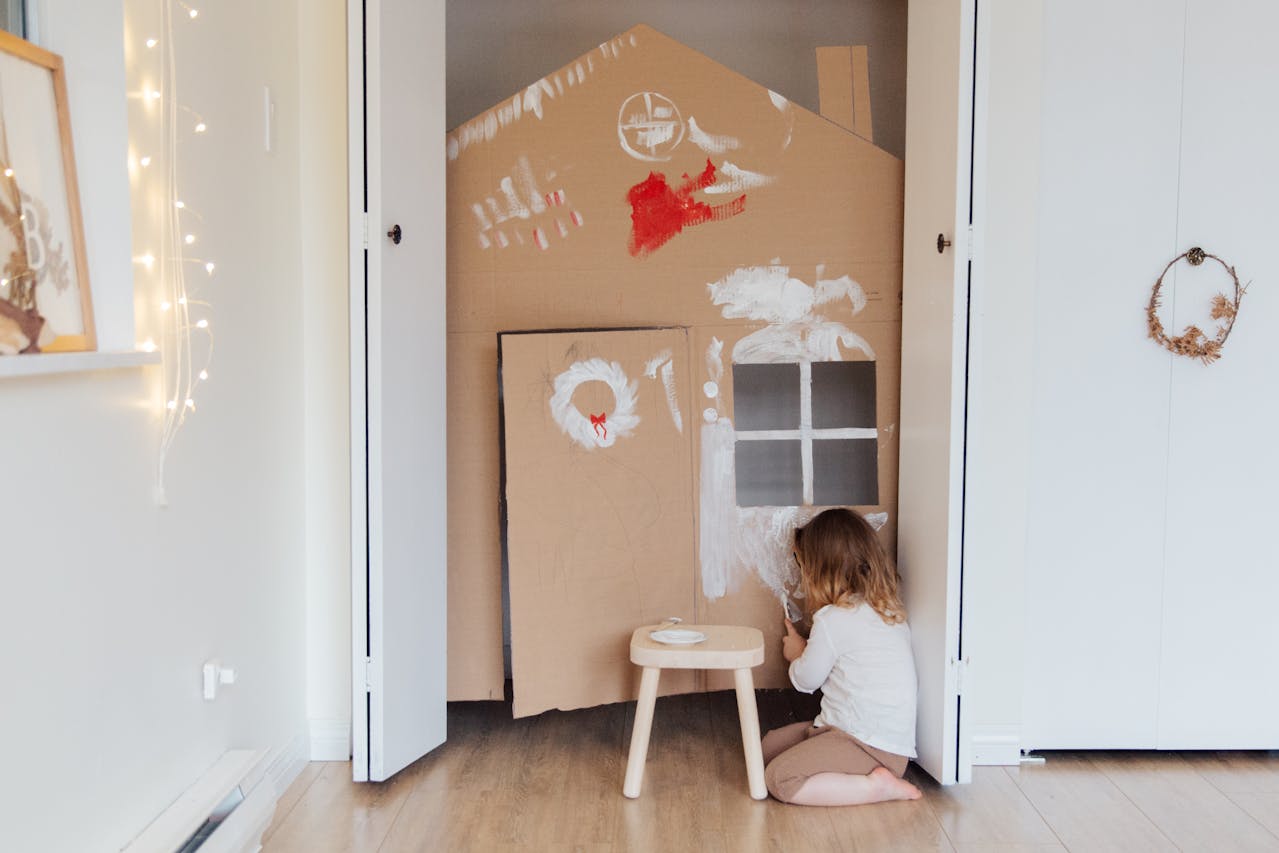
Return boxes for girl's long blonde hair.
[795,508,906,624]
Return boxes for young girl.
[762,508,922,806]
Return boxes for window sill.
[0,349,161,379]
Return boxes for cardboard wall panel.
[500,329,698,717]
[447,24,903,708]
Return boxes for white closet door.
[1157,0,1279,748]
[351,0,449,782]
[898,0,977,785]
[1020,0,1186,750]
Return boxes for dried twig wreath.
[1147,247,1245,365]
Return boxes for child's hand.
[782,619,807,663]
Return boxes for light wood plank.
[616,693,729,853]
[1179,751,1279,794]
[262,760,415,852]
[1089,752,1279,852]
[711,691,840,853]
[1005,754,1176,852]
[821,765,956,853]
[1226,793,1279,840]
[923,767,1058,847]
[372,699,505,852]
[262,762,326,844]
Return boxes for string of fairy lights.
[131,0,214,502]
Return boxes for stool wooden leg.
[623,666,661,798]
[734,667,768,800]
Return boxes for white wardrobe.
[1015,0,1279,750]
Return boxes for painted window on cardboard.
[733,360,878,507]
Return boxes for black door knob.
[937,233,952,254]
[387,224,402,244]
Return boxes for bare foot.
[869,766,923,801]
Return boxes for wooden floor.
[263,691,1279,852]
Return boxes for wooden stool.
[622,624,767,800]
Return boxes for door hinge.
[362,211,369,249]
[952,657,969,695]
[966,224,975,261]
[364,656,374,693]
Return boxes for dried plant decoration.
[1147,247,1246,365]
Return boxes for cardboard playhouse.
[446,25,903,717]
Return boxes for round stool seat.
[630,624,765,669]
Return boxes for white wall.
[0,1,336,849]
[299,0,352,762]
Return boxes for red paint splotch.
[626,159,746,257]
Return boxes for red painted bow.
[590,412,607,440]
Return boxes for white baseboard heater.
[122,750,280,853]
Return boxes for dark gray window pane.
[811,361,877,429]
[735,440,803,507]
[812,439,878,506]
[732,363,800,430]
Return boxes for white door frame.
[346,0,370,782]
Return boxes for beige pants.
[761,721,909,803]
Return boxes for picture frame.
[0,28,93,355]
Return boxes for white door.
[350,0,448,782]
[898,0,977,785]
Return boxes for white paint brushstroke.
[706,337,724,383]
[617,92,686,162]
[804,322,876,361]
[549,358,640,450]
[703,407,718,423]
[659,360,683,433]
[865,512,889,531]
[766,89,795,150]
[687,116,740,154]
[643,349,673,379]
[704,161,776,194]
[737,506,816,602]
[515,156,547,215]
[737,428,878,441]
[699,419,739,599]
[703,381,719,399]
[699,421,814,602]
[706,336,726,417]
[447,38,641,161]
[523,78,555,119]
[498,176,531,220]
[733,322,875,364]
[800,361,814,506]
[707,264,869,325]
[707,264,822,324]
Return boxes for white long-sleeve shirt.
[788,602,919,758]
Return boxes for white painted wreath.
[549,358,641,449]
